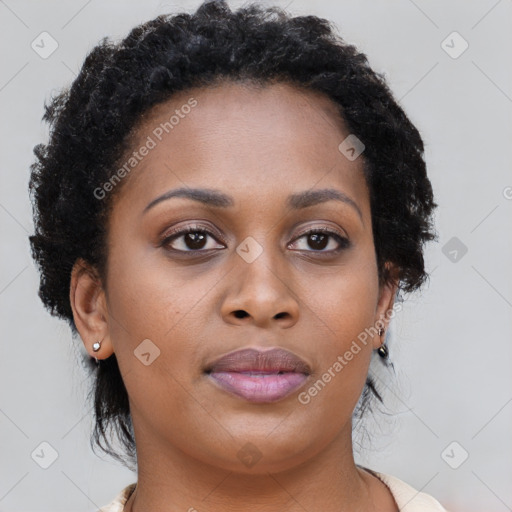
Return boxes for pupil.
[186,232,206,250]
[309,233,327,250]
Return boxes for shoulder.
[371,470,450,512]
[97,483,136,512]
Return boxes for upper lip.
[204,347,312,374]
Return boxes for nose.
[220,248,300,329]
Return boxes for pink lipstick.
[204,347,311,403]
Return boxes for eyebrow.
[143,186,363,221]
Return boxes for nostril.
[274,312,288,319]
[234,310,248,319]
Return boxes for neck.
[123,418,378,512]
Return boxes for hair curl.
[29,0,438,470]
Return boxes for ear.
[373,262,400,350]
[69,258,114,360]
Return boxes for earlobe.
[373,262,400,350]
[69,258,114,360]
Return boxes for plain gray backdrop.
[1,0,511,511]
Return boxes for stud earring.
[92,340,102,366]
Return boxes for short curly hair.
[28,0,438,470]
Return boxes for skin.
[70,81,400,511]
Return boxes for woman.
[28,1,448,510]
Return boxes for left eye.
[289,229,349,252]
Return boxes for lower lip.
[207,371,309,403]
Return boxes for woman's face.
[72,81,397,473]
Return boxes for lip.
[204,347,311,403]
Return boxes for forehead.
[111,80,370,221]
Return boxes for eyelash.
[159,223,350,255]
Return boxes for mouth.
[204,347,311,403]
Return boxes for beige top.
[98,471,449,511]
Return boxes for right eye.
[160,225,226,253]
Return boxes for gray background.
[1,0,511,511]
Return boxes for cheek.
[106,238,191,336]
[299,249,379,343]
[296,254,378,396]
[104,243,221,382]
[104,253,205,427]
[296,282,376,426]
